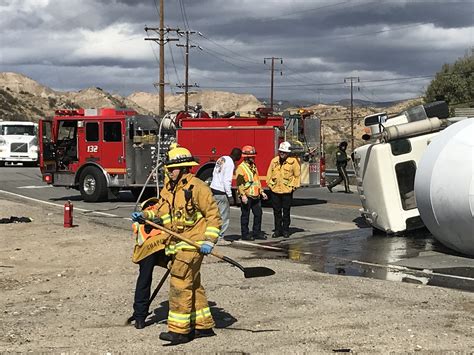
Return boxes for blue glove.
[131,211,144,222]
[200,242,214,255]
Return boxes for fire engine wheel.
[197,167,213,186]
[79,167,108,202]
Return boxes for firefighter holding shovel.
[131,146,222,345]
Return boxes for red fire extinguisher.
[64,200,73,228]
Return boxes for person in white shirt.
[210,148,242,244]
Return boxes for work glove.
[261,192,268,200]
[131,211,144,222]
[200,241,214,255]
[227,196,235,206]
[241,195,248,205]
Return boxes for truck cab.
[0,121,38,166]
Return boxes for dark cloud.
[0,0,471,102]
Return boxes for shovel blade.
[243,266,275,278]
[221,256,275,278]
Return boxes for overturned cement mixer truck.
[352,101,473,256]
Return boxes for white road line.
[0,189,120,218]
[230,206,354,226]
[17,185,53,189]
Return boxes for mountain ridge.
[0,72,424,148]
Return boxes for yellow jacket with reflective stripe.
[143,173,221,252]
[266,156,301,194]
[235,160,262,198]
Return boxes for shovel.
[142,219,275,279]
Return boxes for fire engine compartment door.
[100,121,125,173]
[39,119,55,171]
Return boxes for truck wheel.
[197,167,213,185]
[79,166,108,202]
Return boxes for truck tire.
[197,167,213,185]
[79,166,108,202]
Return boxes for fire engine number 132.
[87,145,98,153]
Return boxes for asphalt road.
[1,165,473,292]
[0,165,362,233]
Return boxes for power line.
[197,33,263,65]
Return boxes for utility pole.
[144,0,179,115]
[344,76,360,152]
[264,57,283,111]
[176,30,200,111]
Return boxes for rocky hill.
[0,72,424,151]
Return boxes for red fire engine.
[39,107,322,202]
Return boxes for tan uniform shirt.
[266,156,301,194]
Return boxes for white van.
[0,121,39,166]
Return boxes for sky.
[0,0,473,104]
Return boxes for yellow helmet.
[165,146,199,168]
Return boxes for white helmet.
[278,141,291,153]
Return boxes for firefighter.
[131,198,171,330]
[266,141,301,239]
[327,141,353,193]
[235,145,268,240]
[131,146,222,345]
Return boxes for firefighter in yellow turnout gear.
[131,146,222,345]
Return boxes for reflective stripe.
[165,240,207,255]
[205,226,220,239]
[168,310,191,324]
[183,212,203,225]
[191,307,211,321]
[161,213,171,224]
[143,210,156,220]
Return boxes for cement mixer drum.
[414,118,474,256]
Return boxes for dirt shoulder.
[0,195,473,353]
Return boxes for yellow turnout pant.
[168,250,215,334]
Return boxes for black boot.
[254,232,267,240]
[194,328,216,338]
[159,331,192,345]
[134,319,146,329]
[282,231,290,238]
[241,234,254,241]
[272,231,281,238]
[327,186,333,193]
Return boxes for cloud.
[0,0,472,102]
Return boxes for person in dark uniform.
[327,141,352,193]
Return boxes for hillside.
[0,72,424,150]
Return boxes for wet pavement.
[233,227,474,292]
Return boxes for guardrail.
[325,169,355,177]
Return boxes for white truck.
[0,121,39,166]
